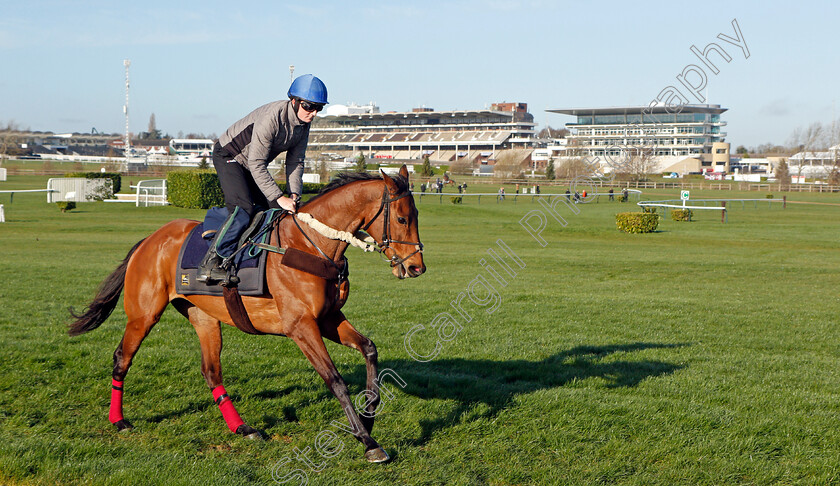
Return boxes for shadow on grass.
[146,400,212,423]
[355,342,688,446]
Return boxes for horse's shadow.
[341,342,688,446]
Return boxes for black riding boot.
[196,248,230,284]
[197,207,250,284]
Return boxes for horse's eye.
[397,217,407,225]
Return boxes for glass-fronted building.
[547,104,728,158]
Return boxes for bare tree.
[311,156,330,182]
[493,156,525,179]
[0,132,23,161]
[449,157,473,176]
[789,122,825,177]
[556,157,599,179]
[827,164,840,186]
[537,126,568,140]
[610,146,657,182]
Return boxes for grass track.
[1,175,839,485]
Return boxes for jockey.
[198,74,328,283]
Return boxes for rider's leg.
[197,206,251,282]
[197,150,259,284]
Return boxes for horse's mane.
[318,171,409,195]
[300,172,409,209]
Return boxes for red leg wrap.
[109,379,124,423]
[212,385,245,432]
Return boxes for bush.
[766,194,774,199]
[167,171,224,209]
[279,182,326,194]
[65,172,121,194]
[354,153,367,172]
[56,201,76,213]
[450,196,463,204]
[615,212,660,233]
[421,157,435,176]
[671,209,692,221]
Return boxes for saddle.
[176,208,350,335]
[176,208,281,297]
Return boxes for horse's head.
[364,165,426,279]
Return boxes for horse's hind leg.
[109,291,170,431]
[172,300,262,439]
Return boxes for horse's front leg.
[319,311,379,434]
[289,318,389,463]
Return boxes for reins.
[227,182,424,278]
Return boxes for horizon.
[2,1,839,149]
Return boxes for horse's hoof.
[113,419,134,432]
[364,447,390,463]
[235,424,265,440]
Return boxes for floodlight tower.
[123,59,131,160]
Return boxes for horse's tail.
[68,238,146,337]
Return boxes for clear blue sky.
[1,0,838,148]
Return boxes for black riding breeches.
[212,144,280,217]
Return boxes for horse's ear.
[381,169,398,192]
[399,164,409,179]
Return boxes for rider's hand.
[277,196,297,213]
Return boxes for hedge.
[65,172,121,194]
[167,171,224,209]
[671,209,692,221]
[279,182,327,194]
[615,212,660,233]
[450,196,463,204]
[167,171,327,209]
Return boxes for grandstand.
[309,102,538,166]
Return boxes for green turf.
[1,174,839,485]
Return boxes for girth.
[220,213,349,336]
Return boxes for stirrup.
[197,253,226,283]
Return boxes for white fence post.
[135,179,168,207]
[0,204,4,223]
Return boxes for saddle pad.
[176,223,268,296]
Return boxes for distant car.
[663,172,679,179]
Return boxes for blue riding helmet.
[288,74,328,105]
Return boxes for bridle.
[361,185,424,268]
[286,182,423,274]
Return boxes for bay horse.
[68,165,425,463]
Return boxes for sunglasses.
[299,100,325,113]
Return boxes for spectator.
[608,188,614,201]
